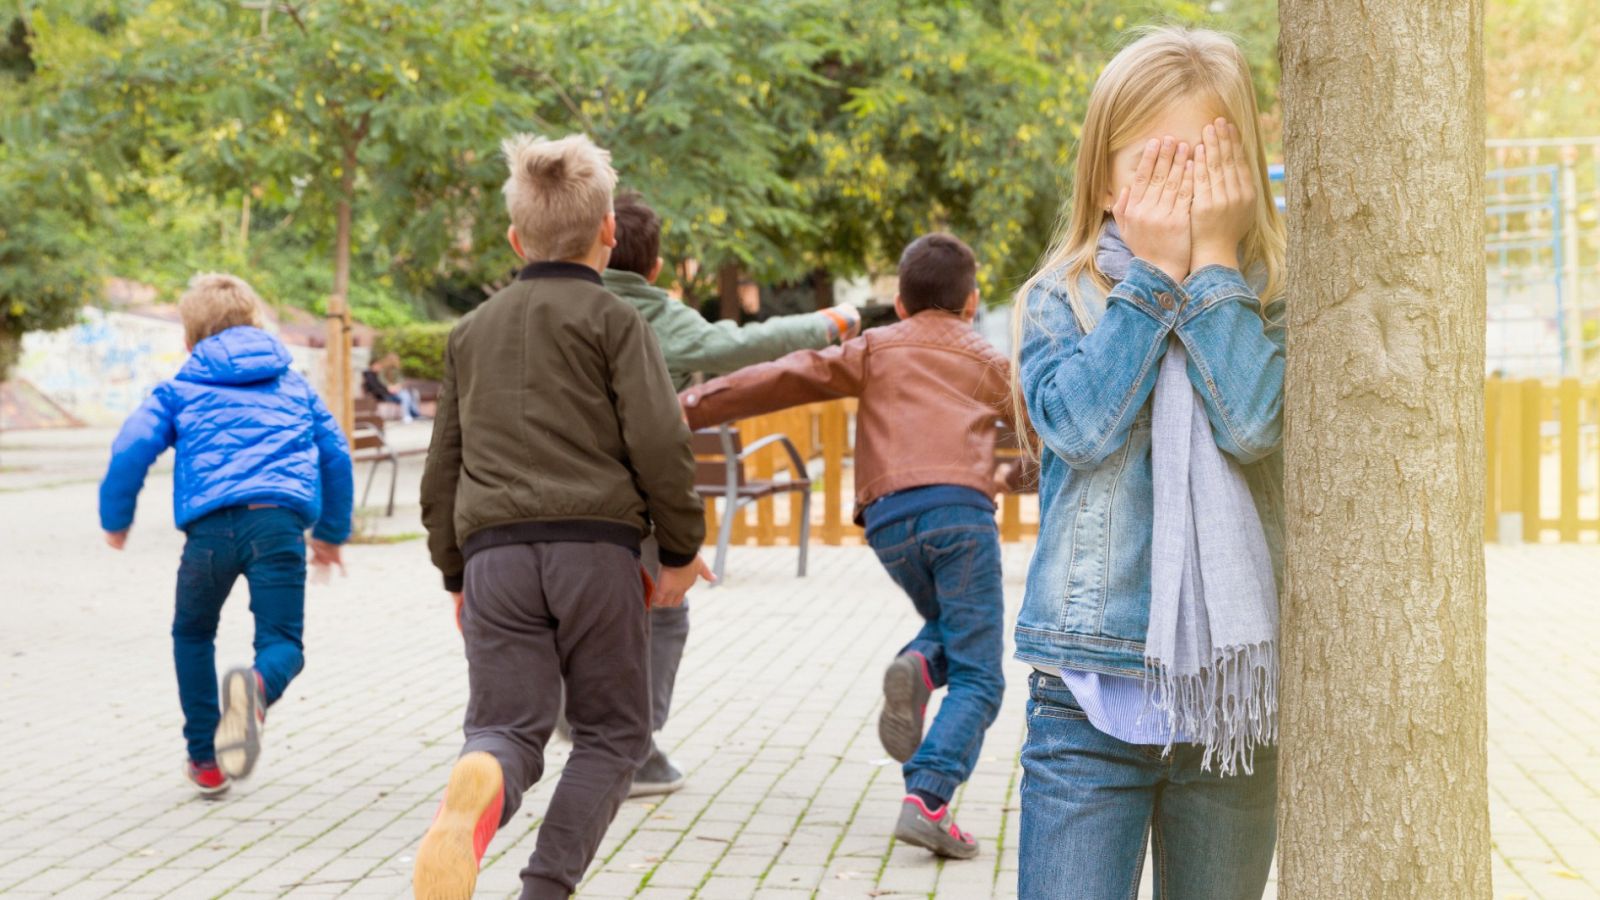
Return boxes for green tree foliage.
[372,322,452,382]
[0,7,102,378]
[6,0,1281,356]
[1486,0,1600,137]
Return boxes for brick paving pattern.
[1,426,1595,898]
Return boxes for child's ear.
[962,289,981,320]
[893,294,909,320]
[506,225,526,261]
[648,257,665,283]
[600,211,618,249]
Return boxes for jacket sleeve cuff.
[1110,259,1187,324]
[1178,265,1259,322]
[656,546,699,568]
[311,523,349,545]
[442,572,464,592]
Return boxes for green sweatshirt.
[602,269,834,391]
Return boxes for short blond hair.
[501,133,617,261]
[178,273,265,346]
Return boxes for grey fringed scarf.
[1098,222,1279,775]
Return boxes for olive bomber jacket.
[420,261,705,591]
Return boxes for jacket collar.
[516,260,603,285]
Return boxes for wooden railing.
[1485,377,1600,543]
[707,399,1039,546]
[716,380,1597,547]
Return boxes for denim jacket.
[1014,259,1286,675]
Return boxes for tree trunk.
[1277,2,1490,898]
[811,267,834,311]
[324,143,359,435]
[717,263,742,323]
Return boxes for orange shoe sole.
[413,752,504,899]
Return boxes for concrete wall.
[15,308,332,428]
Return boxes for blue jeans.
[173,506,308,763]
[1019,671,1277,900]
[867,505,1005,803]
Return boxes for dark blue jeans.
[867,505,1005,803]
[173,506,307,763]
[1019,671,1277,900]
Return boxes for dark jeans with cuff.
[173,505,307,764]
[461,541,652,900]
[867,505,1006,805]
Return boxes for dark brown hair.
[898,232,977,314]
[610,191,661,278]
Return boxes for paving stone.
[1,428,1595,899]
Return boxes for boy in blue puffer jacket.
[99,273,354,796]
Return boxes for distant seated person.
[361,353,424,422]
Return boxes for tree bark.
[811,267,834,311]
[325,140,360,435]
[717,263,742,323]
[1278,2,1490,898]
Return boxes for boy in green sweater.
[595,193,859,796]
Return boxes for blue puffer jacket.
[98,326,355,543]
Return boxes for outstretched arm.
[680,338,868,430]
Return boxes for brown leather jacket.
[680,310,1014,523]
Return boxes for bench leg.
[713,495,736,586]
[386,455,399,517]
[361,458,381,509]
[798,487,811,578]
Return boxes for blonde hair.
[1008,27,1285,443]
[178,273,265,346]
[501,133,618,262]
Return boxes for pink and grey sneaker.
[215,668,266,779]
[185,759,230,797]
[894,795,979,860]
[879,650,934,762]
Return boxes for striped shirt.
[1057,668,1195,746]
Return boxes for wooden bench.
[693,425,811,583]
[351,400,426,515]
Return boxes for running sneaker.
[185,759,230,797]
[894,794,979,859]
[215,667,266,779]
[413,752,505,900]
[879,650,934,763]
[628,743,686,798]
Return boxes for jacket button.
[1156,292,1176,311]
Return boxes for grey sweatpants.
[461,542,652,900]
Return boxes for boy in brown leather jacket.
[680,233,1011,861]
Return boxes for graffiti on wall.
[16,308,329,427]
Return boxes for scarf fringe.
[1144,640,1278,777]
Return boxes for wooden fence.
[713,380,1597,548]
[1485,376,1600,543]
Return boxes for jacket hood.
[179,326,293,385]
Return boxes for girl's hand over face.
[1113,137,1194,285]
[1190,119,1256,272]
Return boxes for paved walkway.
[1,426,1596,899]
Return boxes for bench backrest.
[691,427,745,489]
